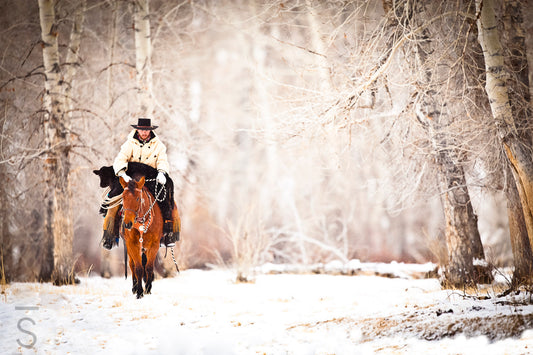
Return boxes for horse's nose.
[124,221,132,230]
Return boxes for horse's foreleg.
[144,243,159,295]
[129,256,137,295]
[127,240,145,299]
[134,265,144,299]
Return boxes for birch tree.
[38,0,84,285]
[134,0,154,115]
[63,0,85,118]
[476,0,533,287]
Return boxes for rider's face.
[138,129,150,140]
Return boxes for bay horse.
[120,176,163,298]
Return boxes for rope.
[145,178,167,202]
[100,187,123,209]
[132,181,166,240]
[99,178,166,211]
[137,180,166,226]
[170,247,180,273]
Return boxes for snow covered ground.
[1,262,533,354]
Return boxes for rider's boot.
[102,205,120,250]
[162,203,180,248]
[171,201,181,241]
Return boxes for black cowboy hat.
[131,118,158,130]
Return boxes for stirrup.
[164,232,177,248]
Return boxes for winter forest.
[3,0,533,352]
[0,0,533,354]
[2,0,533,286]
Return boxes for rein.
[123,182,166,246]
[121,180,179,273]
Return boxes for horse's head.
[120,176,146,230]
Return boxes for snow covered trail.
[1,268,533,354]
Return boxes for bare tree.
[505,163,533,287]
[408,1,491,287]
[499,0,533,287]
[4,0,528,280]
[476,0,533,286]
[134,0,154,115]
[38,0,85,284]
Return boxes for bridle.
[122,186,155,243]
[122,181,166,244]
[121,180,179,272]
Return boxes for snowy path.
[1,268,533,354]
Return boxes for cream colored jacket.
[113,130,170,175]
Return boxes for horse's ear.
[137,176,146,188]
[93,169,100,176]
[119,176,128,188]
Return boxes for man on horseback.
[102,117,179,249]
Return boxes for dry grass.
[289,300,533,343]
[221,204,272,283]
[360,310,533,342]
[0,253,8,301]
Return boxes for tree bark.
[134,0,154,115]
[501,0,533,287]
[305,0,332,94]
[38,0,75,285]
[506,165,533,287]
[408,1,491,287]
[436,155,491,287]
[477,0,533,285]
[63,0,85,116]
[0,157,10,282]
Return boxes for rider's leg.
[156,178,179,248]
[162,206,176,247]
[102,204,120,250]
[171,201,180,240]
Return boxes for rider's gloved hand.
[157,171,167,185]
[118,171,132,183]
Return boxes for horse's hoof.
[136,293,144,299]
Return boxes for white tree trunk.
[134,0,154,115]
[38,0,75,285]
[305,0,332,94]
[63,0,85,118]
[477,0,514,136]
[477,0,533,249]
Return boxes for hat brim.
[131,125,158,130]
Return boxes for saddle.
[94,162,175,219]
[95,162,179,248]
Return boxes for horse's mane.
[127,179,138,192]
